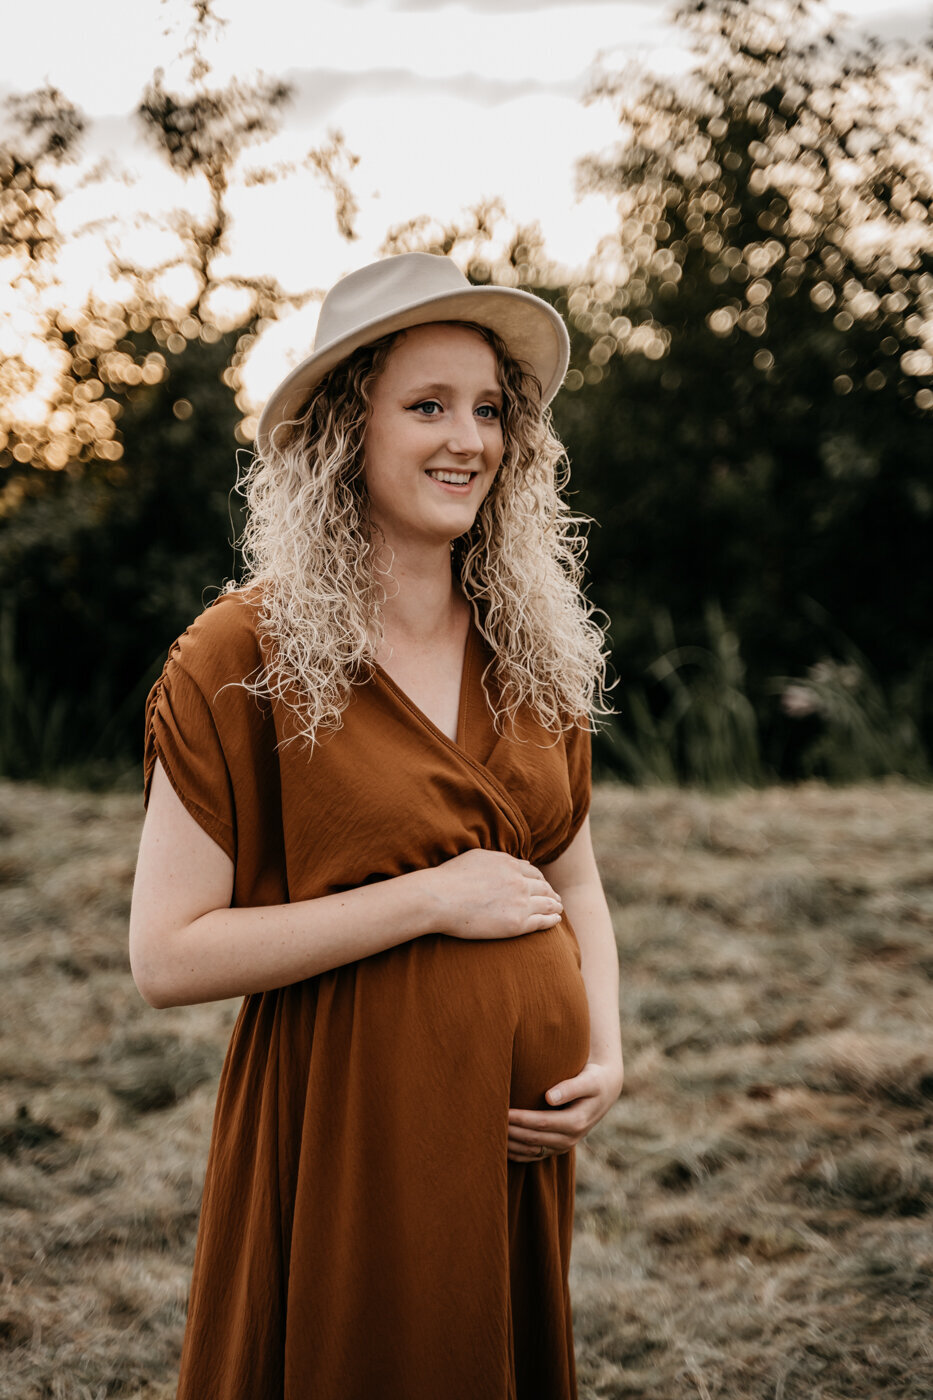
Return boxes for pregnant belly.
[391,920,591,1112]
[295,919,591,1122]
[503,920,590,1109]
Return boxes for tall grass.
[599,604,930,788]
[601,603,766,788]
[775,649,930,782]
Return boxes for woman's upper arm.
[130,757,235,1003]
[539,816,601,897]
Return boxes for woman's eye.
[476,404,500,420]
[410,400,442,416]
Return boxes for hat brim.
[255,284,570,457]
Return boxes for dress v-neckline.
[371,616,475,754]
[371,620,534,853]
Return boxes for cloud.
[338,0,932,38]
[852,6,933,41]
[283,65,581,125]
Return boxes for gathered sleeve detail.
[564,718,593,840]
[144,646,237,863]
[559,718,593,854]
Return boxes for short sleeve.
[563,719,593,847]
[144,649,236,862]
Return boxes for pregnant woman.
[129,251,624,1400]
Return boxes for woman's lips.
[425,470,477,492]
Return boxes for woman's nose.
[445,412,484,455]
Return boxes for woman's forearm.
[540,819,624,1075]
[562,880,623,1072]
[133,866,443,1009]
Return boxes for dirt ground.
[0,778,930,1398]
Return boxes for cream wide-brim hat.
[255,252,571,457]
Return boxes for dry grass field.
[0,777,931,1399]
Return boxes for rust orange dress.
[143,590,592,1400]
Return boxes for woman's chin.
[372,513,481,556]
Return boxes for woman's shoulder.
[166,585,266,690]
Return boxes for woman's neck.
[372,539,466,646]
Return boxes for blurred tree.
[0,0,361,778]
[381,197,555,291]
[0,85,96,493]
[561,0,933,774]
[376,5,933,779]
[0,326,244,780]
[3,0,929,783]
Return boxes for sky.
[3,0,932,404]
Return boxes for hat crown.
[315,253,471,354]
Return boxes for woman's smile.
[425,467,478,490]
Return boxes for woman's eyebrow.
[406,381,503,401]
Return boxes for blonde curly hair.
[228,320,611,745]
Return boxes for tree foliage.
[0,6,360,778]
[0,325,246,779]
[1,0,931,781]
[0,86,93,487]
[558,0,933,775]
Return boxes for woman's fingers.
[507,1122,572,1148]
[544,1064,604,1104]
[521,861,560,899]
[527,903,563,931]
[508,1102,591,1147]
[528,875,561,903]
[435,850,565,940]
[525,867,562,928]
[507,1145,568,1162]
[507,1136,573,1161]
[508,1131,574,1153]
[528,914,563,932]
[530,892,562,911]
[510,1101,592,1129]
[508,1117,583,1144]
[507,1099,596,1158]
[506,1132,580,1161]
[506,1062,625,1159]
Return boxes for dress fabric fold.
[144,590,593,1400]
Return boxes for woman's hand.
[506,1058,624,1163]
[426,848,563,941]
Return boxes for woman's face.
[362,322,504,552]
